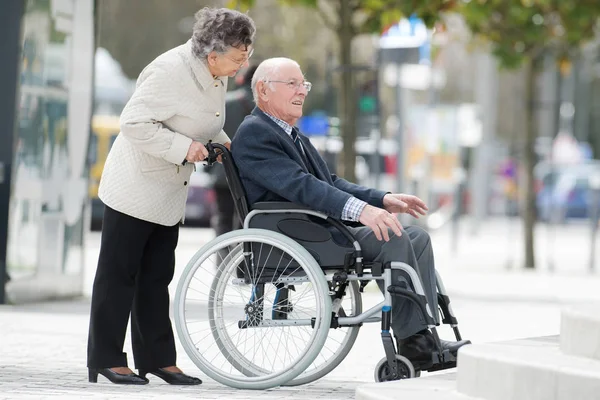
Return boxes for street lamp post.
[589,172,600,272]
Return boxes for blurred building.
[0,0,95,304]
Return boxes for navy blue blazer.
[231,108,387,220]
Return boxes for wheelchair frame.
[173,141,464,389]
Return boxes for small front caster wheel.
[374,354,415,382]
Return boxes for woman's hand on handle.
[185,141,209,163]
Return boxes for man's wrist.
[342,197,368,221]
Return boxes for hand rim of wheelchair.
[374,354,416,382]
[174,228,333,390]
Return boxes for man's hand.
[358,205,403,242]
[185,141,209,163]
[383,194,428,218]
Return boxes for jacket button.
[184,181,188,186]
[214,83,219,87]
[215,112,220,117]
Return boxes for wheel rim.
[174,229,332,389]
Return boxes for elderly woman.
[87,8,256,385]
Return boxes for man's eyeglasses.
[268,80,312,92]
[223,48,254,66]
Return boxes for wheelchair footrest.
[413,349,458,373]
[424,360,457,373]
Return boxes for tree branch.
[315,0,338,30]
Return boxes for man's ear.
[257,81,269,101]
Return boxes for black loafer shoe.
[396,332,434,363]
[139,368,202,385]
[89,368,149,385]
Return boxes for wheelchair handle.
[205,140,228,166]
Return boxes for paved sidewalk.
[0,288,569,399]
[0,303,359,400]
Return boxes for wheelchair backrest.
[219,149,250,225]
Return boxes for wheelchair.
[173,142,465,390]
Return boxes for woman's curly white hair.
[191,7,256,59]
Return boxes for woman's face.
[208,46,253,77]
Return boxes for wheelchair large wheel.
[285,280,362,386]
[205,244,362,387]
[174,229,332,390]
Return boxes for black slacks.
[87,205,179,370]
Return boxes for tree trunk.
[523,59,538,269]
[337,0,356,182]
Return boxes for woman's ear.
[207,51,218,66]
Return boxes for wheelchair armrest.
[249,202,360,244]
[252,202,313,212]
[247,201,366,273]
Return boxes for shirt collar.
[182,39,224,90]
[264,112,293,136]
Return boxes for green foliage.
[456,0,600,69]
[230,0,452,34]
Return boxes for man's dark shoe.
[396,332,434,363]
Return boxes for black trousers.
[87,205,179,370]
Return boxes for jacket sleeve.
[301,136,388,208]
[232,125,352,219]
[331,175,388,208]
[214,129,230,144]
[119,65,193,165]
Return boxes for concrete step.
[355,336,590,400]
[560,305,600,361]
[355,374,472,400]
[456,337,600,400]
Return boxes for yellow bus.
[88,114,120,229]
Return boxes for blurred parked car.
[184,168,217,227]
[536,161,600,222]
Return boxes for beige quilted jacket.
[98,40,230,226]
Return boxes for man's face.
[266,63,310,124]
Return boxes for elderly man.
[231,57,470,365]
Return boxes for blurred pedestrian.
[87,7,256,386]
[211,64,257,236]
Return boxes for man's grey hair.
[251,58,301,103]
[191,7,256,59]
